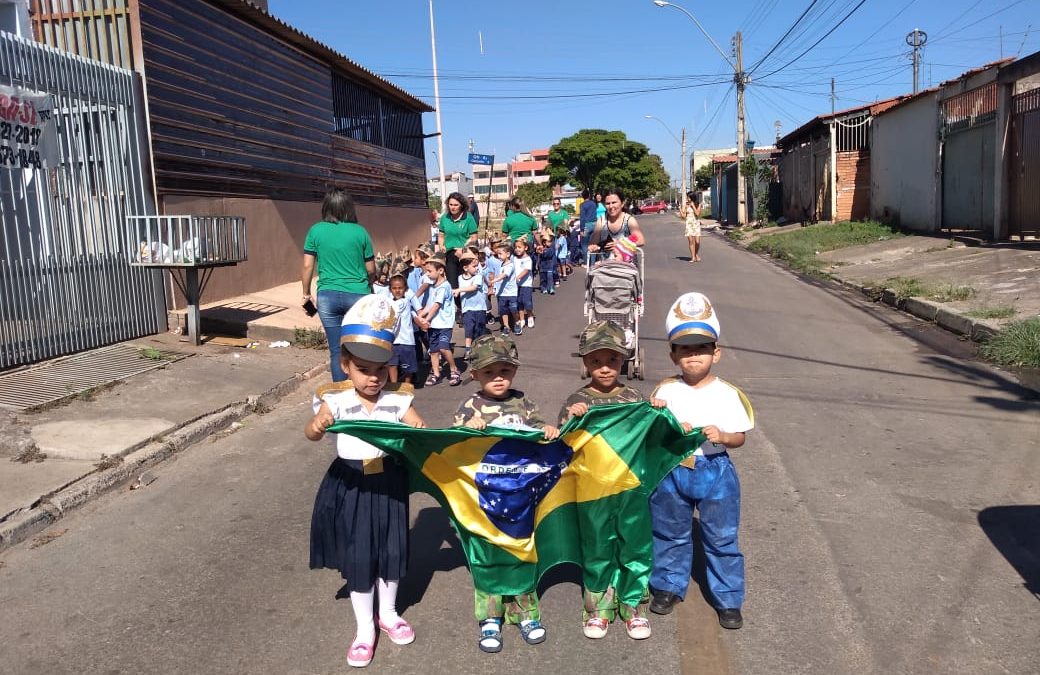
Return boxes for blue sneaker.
[513,325,523,336]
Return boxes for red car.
[639,199,669,214]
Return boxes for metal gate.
[0,31,164,369]
[1008,87,1040,239]
[940,83,997,234]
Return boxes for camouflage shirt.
[558,384,644,426]
[453,389,546,430]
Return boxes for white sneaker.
[527,317,535,328]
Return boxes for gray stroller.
[582,253,645,380]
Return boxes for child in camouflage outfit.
[559,320,652,640]
[453,333,560,653]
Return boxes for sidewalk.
[716,219,1040,338]
[0,333,326,551]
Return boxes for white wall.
[871,92,940,232]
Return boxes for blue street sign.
[468,153,494,165]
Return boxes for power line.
[755,0,871,80]
[419,78,732,101]
[748,0,820,74]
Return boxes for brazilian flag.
[328,402,704,602]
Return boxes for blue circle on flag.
[475,438,573,539]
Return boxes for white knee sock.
[350,587,376,642]
[377,578,401,625]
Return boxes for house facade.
[30,0,433,301]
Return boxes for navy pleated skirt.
[309,457,409,589]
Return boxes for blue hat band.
[668,320,718,341]
[340,324,395,345]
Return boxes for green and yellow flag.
[328,402,703,604]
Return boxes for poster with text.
[0,85,58,170]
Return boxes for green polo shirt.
[302,220,374,294]
[547,209,569,232]
[502,210,537,242]
[439,212,478,250]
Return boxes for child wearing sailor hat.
[647,292,755,631]
[304,294,427,667]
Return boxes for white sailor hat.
[339,294,397,363]
[666,292,720,345]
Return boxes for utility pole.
[906,28,927,95]
[831,77,836,114]
[680,126,687,210]
[774,120,782,144]
[429,0,447,209]
[734,30,747,226]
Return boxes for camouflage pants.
[474,589,541,624]
[583,585,650,622]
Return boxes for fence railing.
[128,215,247,268]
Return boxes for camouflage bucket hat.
[578,320,629,356]
[468,333,520,370]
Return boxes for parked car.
[626,202,642,215]
[639,199,669,214]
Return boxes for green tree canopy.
[514,182,553,211]
[694,164,713,190]
[547,129,669,201]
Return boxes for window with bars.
[332,73,424,160]
[834,113,871,152]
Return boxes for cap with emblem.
[468,333,520,370]
[578,320,629,356]
[665,292,720,345]
[427,251,446,268]
[339,294,397,363]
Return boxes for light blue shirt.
[515,254,534,288]
[391,291,421,345]
[495,257,518,297]
[427,280,456,329]
[458,273,488,312]
[484,256,501,288]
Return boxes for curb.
[0,361,327,553]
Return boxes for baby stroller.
[582,252,645,380]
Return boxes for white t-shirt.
[653,376,754,456]
[427,280,456,328]
[496,258,518,297]
[515,254,534,288]
[313,384,414,460]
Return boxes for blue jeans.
[579,222,595,262]
[649,452,744,608]
[540,267,555,291]
[317,289,367,381]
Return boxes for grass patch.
[293,327,328,350]
[94,453,123,471]
[727,230,746,241]
[138,347,165,360]
[885,276,928,300]
[979,317,1040,368]
[748,220,905,276]
[965,306,1017,320]
[927,283,976,302]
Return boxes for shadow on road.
[397,506,468,613]
[977,506,1040,600]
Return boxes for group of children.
[365,228,577,391]
[305,288,753,668]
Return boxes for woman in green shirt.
[301,188,376,381]
[438,191,479,298]
[501,197,537,243]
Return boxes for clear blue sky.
[269,0,1038,185]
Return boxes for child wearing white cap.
[648,292,754,630]
[304,294,427,668]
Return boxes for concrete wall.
[871,92,940,231]
[161,196,429,306]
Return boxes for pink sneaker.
[347,638,374,667]
[378,618,416,645]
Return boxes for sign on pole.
[468,152,494,166]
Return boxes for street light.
[652,0,747,224]
[644,115,687,209]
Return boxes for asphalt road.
[0,214,1037,674]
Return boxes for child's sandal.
[478,620,503,653]
[519,619,546,645]
[424,372,442,386]
[448,371,462,386]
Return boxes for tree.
[428,194,442,212]
[514,182,553,210]
[547,129,668,200]
[694,164,713,190]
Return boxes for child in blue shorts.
[418,252,461,387]
[513,238,535,332]
[453,249,488,361]
[490,240,518,337]
[387,273,421,383]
